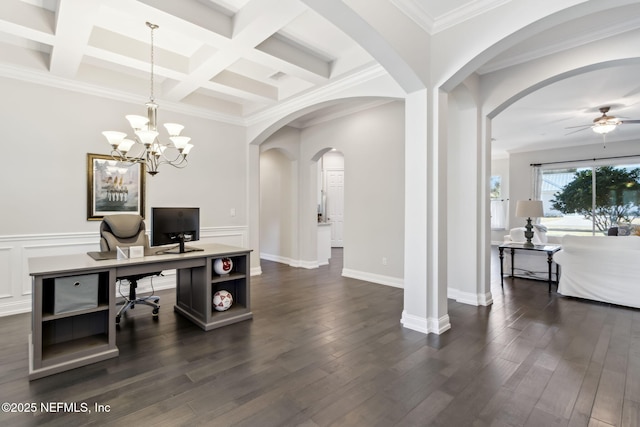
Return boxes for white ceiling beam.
[164,0,308,102]
[255,35,330,79]
[211,70,278,100]
[136,0,233,38]
[49,0,101,78]
[87,27,190,75]
[0,0,54,44]
[244,48,328,85]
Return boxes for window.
[490,175,506,230]
[538,163,640,236]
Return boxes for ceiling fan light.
[592,123,617,134]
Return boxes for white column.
[479,116,493,301]
[402,89,451,334]
[298,160,319,268]
[248,143,262,274]
[446,87,493,306]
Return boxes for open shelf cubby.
[174,250,252,331]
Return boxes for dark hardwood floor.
[1,247,640,426]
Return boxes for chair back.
[100,214,148,251]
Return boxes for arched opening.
[253,101,405,288]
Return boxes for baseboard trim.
[342,268,403,288]
[448,288,494,306]
[260,253,318,269]
[401,311,451,335]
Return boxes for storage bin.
[54,274,99,314]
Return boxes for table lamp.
[515,200,544,247]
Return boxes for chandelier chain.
[147,21,157,103]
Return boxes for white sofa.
[554,235,640,308]
[502,226,561,281]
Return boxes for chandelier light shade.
[102,22,193,176]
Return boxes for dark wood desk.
[498,242,561,293]
[28,243,251,380]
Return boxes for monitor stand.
[163,238,203,254]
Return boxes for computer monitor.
[151,207,201,253]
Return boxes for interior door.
[326,169,344,247]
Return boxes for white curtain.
[491,199,507,230]
[531,165,542,200]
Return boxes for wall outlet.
[230,208,236,217]
[382,257,387,265]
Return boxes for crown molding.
[390,0,436,34]
[0,60,396,131]
[0,63,246,126]
[392,0,511,34]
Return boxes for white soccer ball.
[213,257,233,275]
[213,290,233,311]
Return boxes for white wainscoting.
[0,226,248,317]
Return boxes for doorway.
[321,151,345,248]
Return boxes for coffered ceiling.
[0,0,514,121]
[2,0,640,156]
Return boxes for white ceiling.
[2,0,640,156]
[485,4,640,157]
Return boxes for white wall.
[259,101,405,286]
[322,151,345,169]
[0,77,248,316]
[260,149,295,262]
[302,101,405,285]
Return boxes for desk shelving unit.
[30,269,118,381]
[174,249,252,331]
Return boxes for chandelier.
[102,22,193,176]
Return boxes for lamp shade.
[515,200,543,218]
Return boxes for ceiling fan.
[566,106,640,136]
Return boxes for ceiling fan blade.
[564,124,591,129]
[565,127,589,136]
[621,120,640,124]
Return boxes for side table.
[498,242,561,292]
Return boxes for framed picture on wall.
[87,153,146,220]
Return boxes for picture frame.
[87,153,146,220]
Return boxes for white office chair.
[100,214,160,325]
